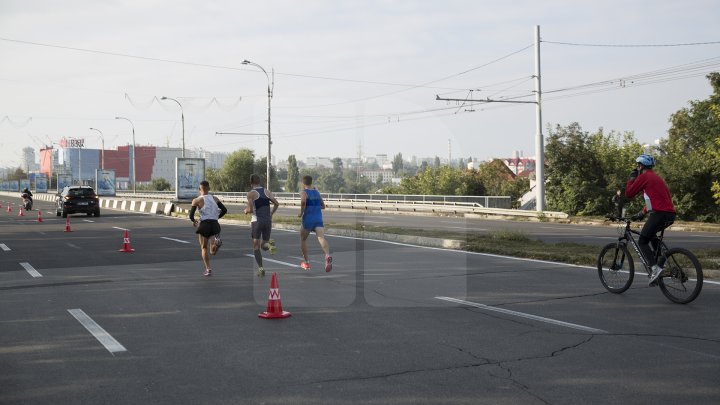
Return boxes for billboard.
[8,180,19,192]
[20,179,30,191]
[96,169,116,196]
[57,174,72,191]
[175,158,205,200]
[35,174,48,193]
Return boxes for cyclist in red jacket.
[625,154,676,286]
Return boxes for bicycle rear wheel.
[598,243,634,293]
[658,247,703,304]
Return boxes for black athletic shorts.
[196,219,221,238]
[251,220,272,241]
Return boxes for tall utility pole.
[115,116,136,194]
[89,128,105,169]
[435,25,545,212]
[161,97,185,158]
[448,139,452,167]
[533,25,545,211]
[242,60,274,188]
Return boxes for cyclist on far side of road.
[625,154,676,286]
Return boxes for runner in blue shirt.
[298,175,332,272]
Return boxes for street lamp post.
[115,116,136,194]
[242,59,274,188]
[160,97,185,158]
[89,127,105,170]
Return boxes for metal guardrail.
[109,191,511,209]
[0,191,565,219]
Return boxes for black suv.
[56,186,101,217]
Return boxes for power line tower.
[435,25,545,211]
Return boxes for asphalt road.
[2,198,719,404]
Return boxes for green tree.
[400,166,463,195]
[392,153,404,174]
[343,169,373,194]
[659,72,720,221]
[205,167,222,191]
[254,157,280,191]
[219,148,255,192]
[286,154,300,192]
[150,177,171,191]
[546,123,609,215]
[545,123,644,215]
[476,159,514,195]
[314,158,346,193]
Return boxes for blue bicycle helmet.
[635,154,655,168]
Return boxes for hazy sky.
[1,0,719,168]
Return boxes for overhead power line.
[544,40,720,47]
[0,36,465,91]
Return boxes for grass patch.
[466,235,599,266]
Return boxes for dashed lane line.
[0,243,9,251]
[19,262,42,278]
[244,254,300,268]
[435,296,607,334]
[67,309,127,355]
[161,237,191,244]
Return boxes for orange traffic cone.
[64,217,72,232]
[118,230,135,252]
[258,272,292,319]
[18,207,24,216]
[7,204,11,212]
[37,210,44,222]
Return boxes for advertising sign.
[8,180,19,192]
[20,179,30,191]
[175,158,205,200]
[96,169,116,196]
[57,174,72,192]
[35,174,48,193]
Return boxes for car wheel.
[62,210,68,218]
[56,210,61,217]
[86,212,92,217]
[95,209,101,217]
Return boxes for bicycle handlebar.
[605,215,633,223]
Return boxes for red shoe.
[324,255,333,272]
[300,261,311,270]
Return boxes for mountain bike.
[597,215,703,304]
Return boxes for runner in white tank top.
[189,181,228,277]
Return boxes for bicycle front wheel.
[658,248,703,304]
[598,243,634,293]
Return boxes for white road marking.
[83,219,95,223]
[19,262,42,278]
[0,243,10,251]
[435,296,607,334]
[244,254,300,268]
[67,309,127,354]
[161,237,191,244]
[360,220,388,224]
[66,243,80,249]
[112,226,128,231]
[540,226,590,231]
